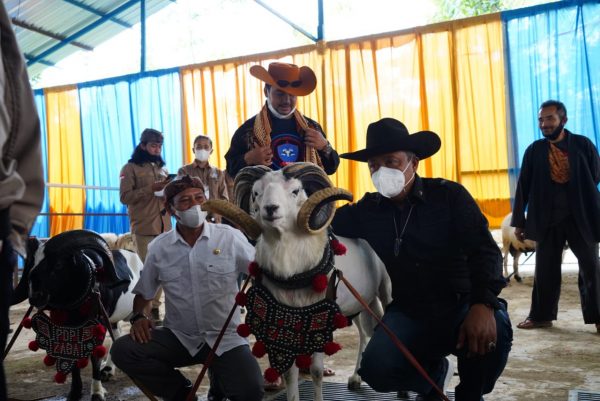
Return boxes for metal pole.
[140,0,146,72]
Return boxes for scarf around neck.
[253,104,323,168]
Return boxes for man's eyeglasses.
[276,79,302,88]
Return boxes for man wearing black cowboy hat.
[331,118,512,401]
[225,62,339,178]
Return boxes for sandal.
[517,318,552,329]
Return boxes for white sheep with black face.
[204,163,392,401]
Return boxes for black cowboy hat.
[340,118,441,162]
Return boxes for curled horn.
[202,200,262,240]
[234,165,272,213]
[297,187,353,234]
[281,163,353,234]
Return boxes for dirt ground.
[4,234,600,401]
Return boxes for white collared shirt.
[133,223,255,356]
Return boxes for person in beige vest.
[178,135,230,223]
[120,128,172,324]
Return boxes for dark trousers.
[0,239,16,401]
[358,301,512,401]
[530,217,600,323]
[111,328,264,401]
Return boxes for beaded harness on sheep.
[237,234,348,382]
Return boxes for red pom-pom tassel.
[76,358,89,368]
[93,324,107,340]
[324,341,342,356]
[330,239,347,256]
[312,274,328,292]
[264,367,280,383]
[28,340,39,352]
[333,313,348,329]
[235,292,247,306]
[237,323,251,338]
[248,261,260,277]
[22,317,32,329]
[295,354,312,370]
[55,371,67,384]
[252,341,267,358]
[92,345,107,359]
[43,355,56,366]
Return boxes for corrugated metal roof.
[5,0,174,78]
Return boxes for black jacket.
[225,110,340,177]
[511,130,600,243]
[331,176,505,318]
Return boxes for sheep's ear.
[297,188,353,234]
[234,166,272,213]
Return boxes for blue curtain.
[503,0,600,196]
[77,68,183,234]
[30,89,49,238]
[129,69,183,174]
[79,81,132,234]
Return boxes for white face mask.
[194,149,210,162]
[266,98,296,119]
[371,165,414,198]
[175,205,207,228]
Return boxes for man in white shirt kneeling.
[111,175,264,401]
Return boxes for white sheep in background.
[100,232,136,253]
[501,213,536,282]
[203,163,392,401]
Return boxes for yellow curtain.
[45,86,85,236]
[180,14,510,227]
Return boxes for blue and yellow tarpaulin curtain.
[78,70,183,234]
[180,15,509,226]
[45,86,85,236]
[503,0,600,196]
[33,0,600,235]
[30,89,49,238]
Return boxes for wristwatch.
[321,141,333,156]
[129,312,148,325]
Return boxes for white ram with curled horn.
[202,162,392,401]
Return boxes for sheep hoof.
[397,390,410,398]
[347,376,361,390]
[91,394,106,401]
[100,367,114,382]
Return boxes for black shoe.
[171,380,197,401]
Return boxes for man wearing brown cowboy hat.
[225,62,339,178]
[330,118,512,401]
[112,175,264,401]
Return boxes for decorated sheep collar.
[256,234,347,291]
[237,283,347,381]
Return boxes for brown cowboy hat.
[340,118,441,161]
[250,62,317,96]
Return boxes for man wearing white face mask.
[111,175,263,401]
[179,135,231,223]
[225,62,339,178]
[331,118,512,401]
